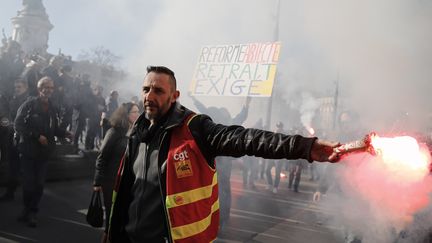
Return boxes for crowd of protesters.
[0,39,139,213]
[0,38,335,232]
[1,38,432,243]
[0,40,332,241]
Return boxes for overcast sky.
[0,0,160,63]
[1,0,432,132]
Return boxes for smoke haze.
[320,146,432,243]
[122,0,432,132]
[2,0,431,130]
[2,1,432,241]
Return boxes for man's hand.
[38,135,48,145]
[310,139,340,162]
[93,186,102,192]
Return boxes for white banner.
[190,42,281,97]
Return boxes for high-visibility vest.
[165,114,219,243]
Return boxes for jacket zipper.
[157,130,174,243]
[134,142,149,234]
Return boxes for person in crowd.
[106,90,119,117]
[101,90,119,138]
[84,84,105,150]
[10,79,30,120]
[20,56,43,97]
[0,79,29,201]
[253,121,266,181]
[190,92,250,230]
[41,55,62,87]
[0,94,12,202]
[131,95,143,113]
[93,102,140,242]
[0,93,11,166]
[72,75,93,149]
[93,85,106,149]
[286,126,309,192]
[265,121,286,194]
[108,66,340,243]
[287,159,306,192]
[242,119,264,190]
[14,77,71,227]
[242,156,258,190]
[56,65,74,133]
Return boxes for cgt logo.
[173,149,193,178]
[174,160,193,178]
[174,150,189,161]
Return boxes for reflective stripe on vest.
[166,114,219,242]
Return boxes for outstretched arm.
[190,114,340,163]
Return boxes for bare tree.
[75,46,127,89]
[77,46,121,67]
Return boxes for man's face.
[142,72,179,121]
[38,79,55,99]
[14,83,27,96]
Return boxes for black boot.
[17,209,30,223]
[27,212,37,228]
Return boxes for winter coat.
[109,102,317,242]
[93,126,128,186]
[14,97,65,159]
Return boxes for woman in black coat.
[92,102,140,240]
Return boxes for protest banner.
[190,42,281,97]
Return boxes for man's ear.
[172,90,180,102]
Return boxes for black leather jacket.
[109,102,316,242]
[14,97,65,159]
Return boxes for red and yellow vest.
[165,114,219,242]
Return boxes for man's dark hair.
[146,66,177,91]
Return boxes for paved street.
[0,166,343,243]
[216,169,343,243]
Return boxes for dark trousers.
[20,156,48,213]
[72,114,86,148]
[259,159,266,179]
[59,104,73,132]
[266,160,284,188]
[85,118,99,150]
[0,127,10,164]
[217,158,232,227]
[101,118,111,139]
[5,146,21,194]
[242,157,258,186]
[1,129,20,195]
[288,160,304,190]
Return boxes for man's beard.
[145,100,172,121]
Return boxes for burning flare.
[370,134,430,182]
[335,133,432,236]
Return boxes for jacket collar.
[130,102,193,138]
[163,102,193,129]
